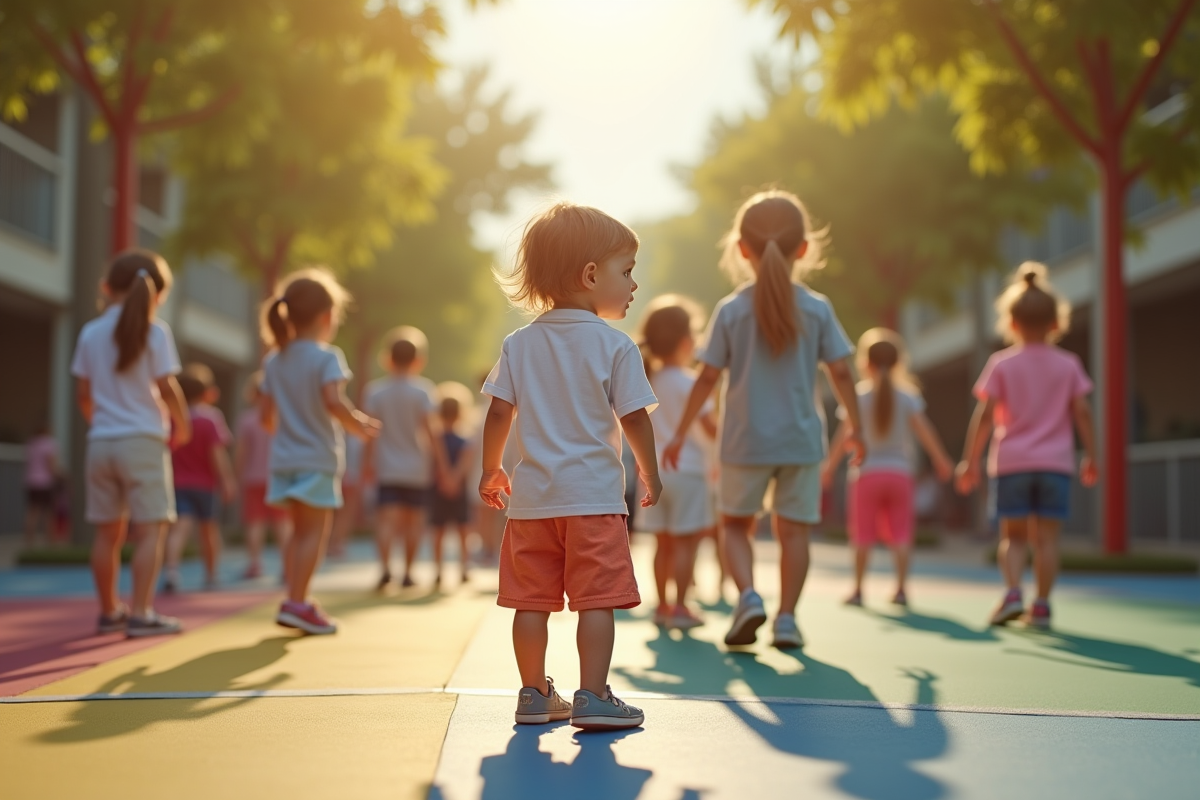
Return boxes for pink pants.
[848,471,914,547]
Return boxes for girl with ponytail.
[823,329,953,607]
[71,248,190,638]
[662,190,865,650]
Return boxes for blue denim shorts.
[990,472,1072,520]
[175,488,218,521]
[267,472,342,510]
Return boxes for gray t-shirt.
[364,374,437,487]
[699,283,853,466]
[262,340,352,476]
[841,383,925,476]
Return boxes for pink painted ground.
[0,592,271,696]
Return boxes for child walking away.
[481,202,660,731]
[639,295,718,630]
[163,364,236,592]
[23,423,62,547]
[363,327,443,590]
[235,373,293,581]
[956,263,1097,630]
[824,329,953,607]
[261,269,380,635]
[71,249,190,637]
[431,382,477,586]
[663,190,865,650]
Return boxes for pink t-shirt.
[25,435,58,489]
[171,408,232,490]
[974,344,1093,477]
[236,409,272,485]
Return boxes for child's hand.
[639,469,663,508]
[479,468,510,509]
[661,435,685,472]
[356,413,382,440]
[954,461,979,495]
[1079,455,1098,488]
[820,461,836,491]
[845,430,866,468]
[933,454,954,482]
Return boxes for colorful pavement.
[2,539,1198,799]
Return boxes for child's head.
[179,362,218,406]
[382,326,428,374]
[720,190,824,357]
[103,249,174,372]
[500,202,640,319]
[261,268,350,350]
[242,370,265,404]
[995,262,1070,344]
[639,294,704,375]
[856,328,915,439]
[436,381,476,432]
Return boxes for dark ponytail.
[263,297,292,350]
[260,267,351,351]
[104,249,173,372]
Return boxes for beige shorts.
[719,463,821,524]
[86,436,175,524]
[639,471,715,535]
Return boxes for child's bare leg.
[998,518,1029,589]
[287,502,332,604]
[721,514,757,594]
[245,520,266,571]
[399,507,424,581]
[91,519,128,615]
[165,516,193,575]
[653,533,673,607]
[432,525,446,580]
[274,518,294,581]
[774,516,811,617]
[852,545,870,596]
[199,520,221,583]
[375,505,398,578]
[673,533,701,608]
[578,608,615,697]
[892,544,911,596]
[128,521,168,617]
[513,610,550,694]
[458,526,472,578]
[1031,516,1061,600]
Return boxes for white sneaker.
[724,589,767,646]
[771,613,804,649]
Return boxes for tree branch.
[119,4,147,122]
[1124,122,1194,189]
[139,86,242,135]
[67,30,122,131]
[1116,0,1198,134]
[26,22,119,129]
[981,0,1101,157]
[151,6,176,42]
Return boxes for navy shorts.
[378,484,430,509]
[431,491,469,526]
[990,472,1071,520]
[175,488,218,521]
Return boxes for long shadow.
[37,635,294,743]
[863,607,1000,643]
[1011,629,1200,688]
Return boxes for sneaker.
[514,677,573,725]
[844,591,863,607]
[376,571,392,591]
[96,605,128,635]
[162,570,180,594]
[1022,599,1052,630]
[669,605,704,630]
[771,613,805,649]
[400,574,415,588]
[276,600,337,635]
[989,589,1024,626]
[571,686,644,730]
[891,590,908,607]
[652,603,672,626]
[724,589,767,646]
[126,612,182,638]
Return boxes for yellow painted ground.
[1,694,455,800]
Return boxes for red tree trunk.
[1100,151,1129,554]
[111,123,138,253]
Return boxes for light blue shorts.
[267,471,343,510]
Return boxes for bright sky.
[437,0,797,255]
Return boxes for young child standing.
[638,295,718,630]
[431,381,477,586]
[261,268,380,635]
[163,363,236,592]
[824,329,953,607]
[663,190,864,650]
[363,327,443,589]
[956,263,1097,630]
[235,372,293,581]
[481,202,661,730]
[23,423,61,547]
[71,249,190,637]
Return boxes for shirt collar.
[533,308,608,325]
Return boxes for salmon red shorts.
[498,515,641,612]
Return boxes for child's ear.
[794,240,809,260]
[737,239,751,259]
[581,261,598,290]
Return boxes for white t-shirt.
[262,340,352,476]
[649,366,713,476]
[840,382,925,476]
[70,304,181,441]
[484,308,658,519]
[363,374,437,487]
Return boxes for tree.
[0,1,440,253]
[755,0,1200,553]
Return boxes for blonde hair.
[719,190,825,357]
[260,268,351,350]
[436,381,476,431]
[638,294,705,379]
[856,328,918,439]
[994,262,1071,343]
[498,202,639,314]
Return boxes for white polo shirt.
[483,309,658,519]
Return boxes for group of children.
[72,188,1097,730]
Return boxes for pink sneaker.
[277,600,337,635]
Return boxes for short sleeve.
[483,338,516,405]
[907,390,926,415]
[320,346,352,386]
[260,353,278,398]
[149,321,183,380]
[974,356,1003,401]
[1072,356,1094,397]
[697,302,731,370]
[69,334,90,379]
[421,384,437,415]
[817,301,854,364]
[611,344,659,418]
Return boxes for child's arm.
[422,414,450,490]
[212,444,237,502]
[663,365,721,470]
[955,397,995,494]
[75,378,94,424]
[321,381,381,440]
[619,408,662,507]
[821,419,850,490]
[910,411,954,481]
[698,409,718,439]
[158,376,191,447]
[1071,395,1099,487]
[824,357,866,466]
[260,392,277,435]
[479,397,515,509]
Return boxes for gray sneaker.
[515,677,573,725]
[126,612,183,638]
[771,613,805,649]
[724,589,767,646]
[571,686,644,731]
[96,606,128,635]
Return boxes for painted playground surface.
[1,539,1198,800]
